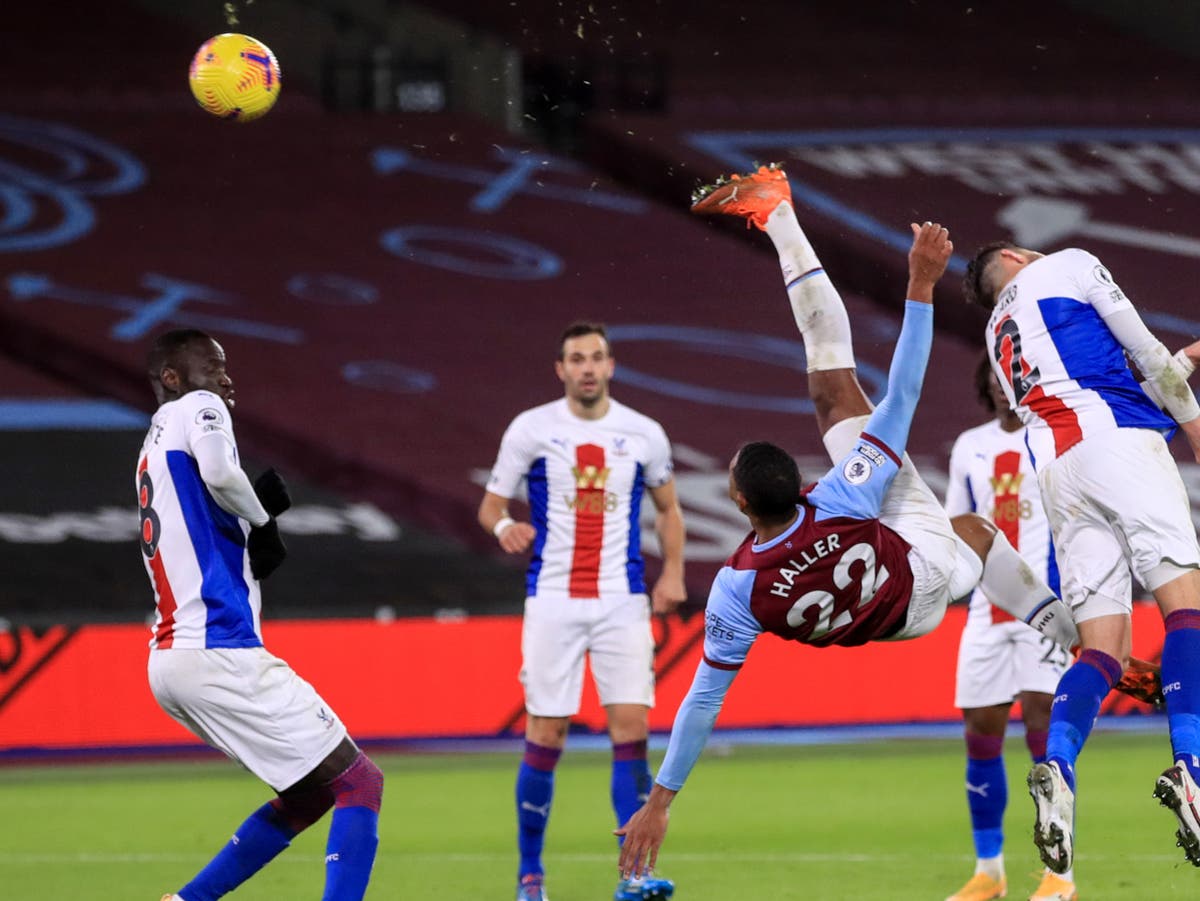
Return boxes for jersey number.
[992,317,1041,405]
[785,542,891,639]
[139,470,161,558]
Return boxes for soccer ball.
[188,33,281,122]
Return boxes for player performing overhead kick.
[615,165,1159,884]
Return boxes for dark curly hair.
[963,241,1020,309]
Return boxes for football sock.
[611,739,652,842]
[1162,608,1200,781]
[1047,649,1122,792]
[179,802,298,901]
[761,200,855,372]
[964,733,1006,862]
[977,531,1079,650]
[517,740,561,879]
[1025,728,1049,764]
[322,752,384,901]
[975,854,1004,882]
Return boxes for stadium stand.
[1,0,1198,630]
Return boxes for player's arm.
[616,660,738,879]
[478,489,535,554]
[192,430,270,526]
[865,221,950,453]
[1078,255,1200,453]
[808,225,949,519]
[616,571,759,878]
[191,427,286,580]
[479,416,538,553]
[1107,308,1200,459]
[647,479,686,614]
[943,434,976,519]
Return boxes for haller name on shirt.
[769,533,842,598]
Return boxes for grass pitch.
[2,730,1198,899]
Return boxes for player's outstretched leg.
[692,164,867,435]
[1028,760,1076,874]
[951,514,1079,651]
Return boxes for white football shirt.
[486,398,674,600]
[136,390,262,650]
[986,248,1175,467]
[945,419,1057,626]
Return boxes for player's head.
[556,321,614,410]
[963,242,1044,309]
[729,441,801,525]
[146,329,234,408]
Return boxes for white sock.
[977,532,1080,650]
[975,853,1004,881]
[1056,865,1075,883]
[762,200,855,372]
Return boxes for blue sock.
[611,740,651,843]
[180,803,296,901]
[1046,649,1122,792]
[964,733,1006,859]
[322,806,379,901]
[517,741,560,880]
[1163,610,1200,780]
[320,752,383,901]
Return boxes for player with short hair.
[478,321,687,901]
[943,352,1075,901]
[964,241,1200,873]
[139,328,383,901]
[615,166,1084,881]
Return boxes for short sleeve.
[806,433,902,522]
[486,413,538,499]
[642,418,674,488]
[943,432,976,518]
[1064,248,1133,316]
[177,391,237,454]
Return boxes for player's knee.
[950,513,996,561]
[330,751,384,813]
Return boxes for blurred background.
[1,0,1197,754]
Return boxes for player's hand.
[253,468,292,517]
[650,573,687,615]
[906,221,953,304]
[248,519,287,579]
[1114,656,1164,707]
[615,800,669,880]
[497,520,536,554]
[1182,337,1200,370]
